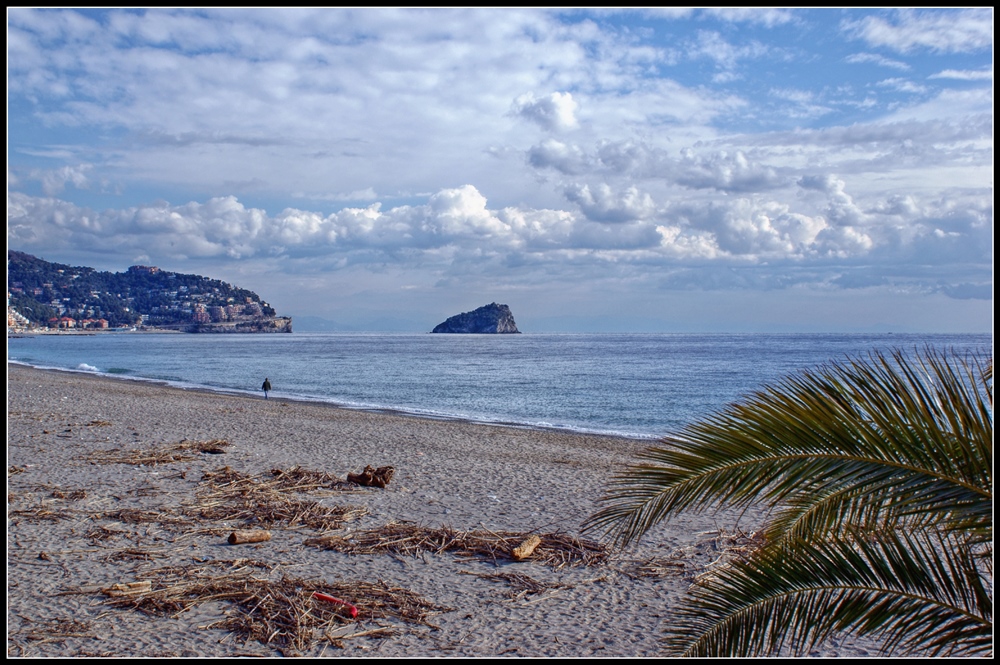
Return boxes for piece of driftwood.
[105,581,153,597]
[346,465,395,488]
[228,530,272,545]
[512,535,541,560]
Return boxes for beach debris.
[195,440,228,454]
[459,569,570,601]
[11,618,96,650]
[9,505,73,524]
[305,523,610,568]
[192,466,369,532]
[269,466,364,493]
[83,559,452,654]
[347,465,395,488]
[628,556,688,578]
[511,535,541,560]
[103,547,169,563]
[313,592,359,618]
[86,525,131,542]
[104,580,153,597]
[51,488,87,500]
[94,508,192,527]
[228,529,272,545]
[692,527,768,581]
[82,439,232,466]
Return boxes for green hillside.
[7,250,278,329]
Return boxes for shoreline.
[8,363,879,658]
[7,360,659,442]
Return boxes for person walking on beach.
[262,377,272,400]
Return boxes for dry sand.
[7,363,878,658]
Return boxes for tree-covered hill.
[7,250,278,329]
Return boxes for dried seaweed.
[83,448,193,466]
[629,556,688,578]
[178,438,230,454]
[269,466,364,493]
[82,439,231,466]
[18,618,95,645]
[189,466,369,533]
[460,569,570,600]
[51,488,88,500]
[102,547,169,563]
[692,527,767,581]
[305,524,610,568]
[87,559,451,654]
[92,508,193,526]
[86,525,131,542]
[9,506,74,523]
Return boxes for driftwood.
[105,581,153,597]
[512,535,541,560]
[228,530,272,545]
[346,465,395,488]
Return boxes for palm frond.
[583,347,992,549]
[666,527,992,657]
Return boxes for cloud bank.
[6,8,993,331]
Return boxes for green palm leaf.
[666,528,992,657]
[584,347,992,549]
[583,346,992,657]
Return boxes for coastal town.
[7,251,290,334]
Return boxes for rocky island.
[431,303,520,334]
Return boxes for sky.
[6,7,994,333]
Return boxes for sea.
[7,332,992,441]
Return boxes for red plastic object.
[313,591,359,618]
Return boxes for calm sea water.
[7,332,991,440]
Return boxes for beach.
[8,364,876,658]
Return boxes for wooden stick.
[512,535,541,560]
[228,530,272,545]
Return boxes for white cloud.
[527,139,591,175]
[688,30,772,72]
[701,8,795,28]
[564,183,656,223]
[511,92,580,132]
[845,52,910,71]
[674,149,785,193]
[33,164,94,195]
[843,8,993,54]
[928,68,993,81]
[876,78,928,94]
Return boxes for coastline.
[8,363,877,657]
[6,359,660,442]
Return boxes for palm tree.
[584,347,992,657]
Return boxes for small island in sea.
[431,302,520,333]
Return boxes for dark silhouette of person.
[262,377,272,399]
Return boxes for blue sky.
[7,8,993,332]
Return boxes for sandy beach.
[8,363,877,658]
